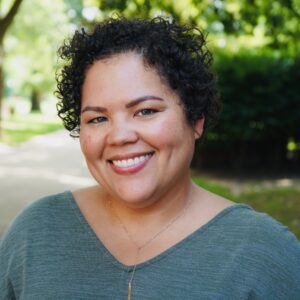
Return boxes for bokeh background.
[0,0,299,238]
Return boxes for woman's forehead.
[82,52,179,103]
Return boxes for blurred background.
[0,0,299,238]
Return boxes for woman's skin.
[73,52,233,266]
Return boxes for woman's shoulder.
[192,186,299,254]
[197,187,299,248]
[23,190,73,212]
[218,203,300,248]
[11,190,73,221]
[212,203,300,276]
[200,203,300,296]
[0,191,74,247]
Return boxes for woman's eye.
[88,116,107,124]
[136,109,158,116]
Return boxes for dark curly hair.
[56,16,220,136]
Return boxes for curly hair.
[56,16,220,136]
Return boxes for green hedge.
[193,52,300,171]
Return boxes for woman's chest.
[13,244,260,300]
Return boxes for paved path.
[0,130,96,237]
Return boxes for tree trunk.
[30,89,41,112]
[0,0,24,138]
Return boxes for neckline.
[66,191,252,272]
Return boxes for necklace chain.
[109,198,192,300]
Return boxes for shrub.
[193,52,300,171]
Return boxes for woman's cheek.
[80,134,95,157]
[147,118,181,146]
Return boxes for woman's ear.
[193,117,205,140]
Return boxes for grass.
[0,113,63,145]
[193,176,300,240]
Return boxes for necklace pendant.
[128,282,132,300]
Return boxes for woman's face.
[80,52,203,207]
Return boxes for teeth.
[112,154,152,168]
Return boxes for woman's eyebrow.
[81,106,107,114]
[81,95,164,114]
[125,95,164,108]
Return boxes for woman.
[0,17,299,299]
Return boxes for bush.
[193,52,300,171]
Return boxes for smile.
[108,152,154,174]
[112,153,153,167]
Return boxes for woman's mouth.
[108,152,154,174]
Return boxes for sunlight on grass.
[1,113,63,145]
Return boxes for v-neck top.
[1,191,300,299]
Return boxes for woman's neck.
[104,176,195,227]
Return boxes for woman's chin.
[112,188,156,208]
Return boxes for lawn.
[0,113,63,145]
[193,176,300,240]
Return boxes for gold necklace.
[110,199,192,300]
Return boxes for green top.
[1,191,300,299]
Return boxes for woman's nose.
[106,120,138,146]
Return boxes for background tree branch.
[0,0,23,42]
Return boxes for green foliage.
[5,0,71,98]
[210,0,300,54]
[73,0,300,54]
[211,51,300,143]
[193,51,300,170]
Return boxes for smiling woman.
[0,16,299,300]
[79,53,202,206]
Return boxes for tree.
[68,0,299,55]
[72,0,206,28]
[5,0,71,112]
[0,0,23,135]
[208,0,300,54]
